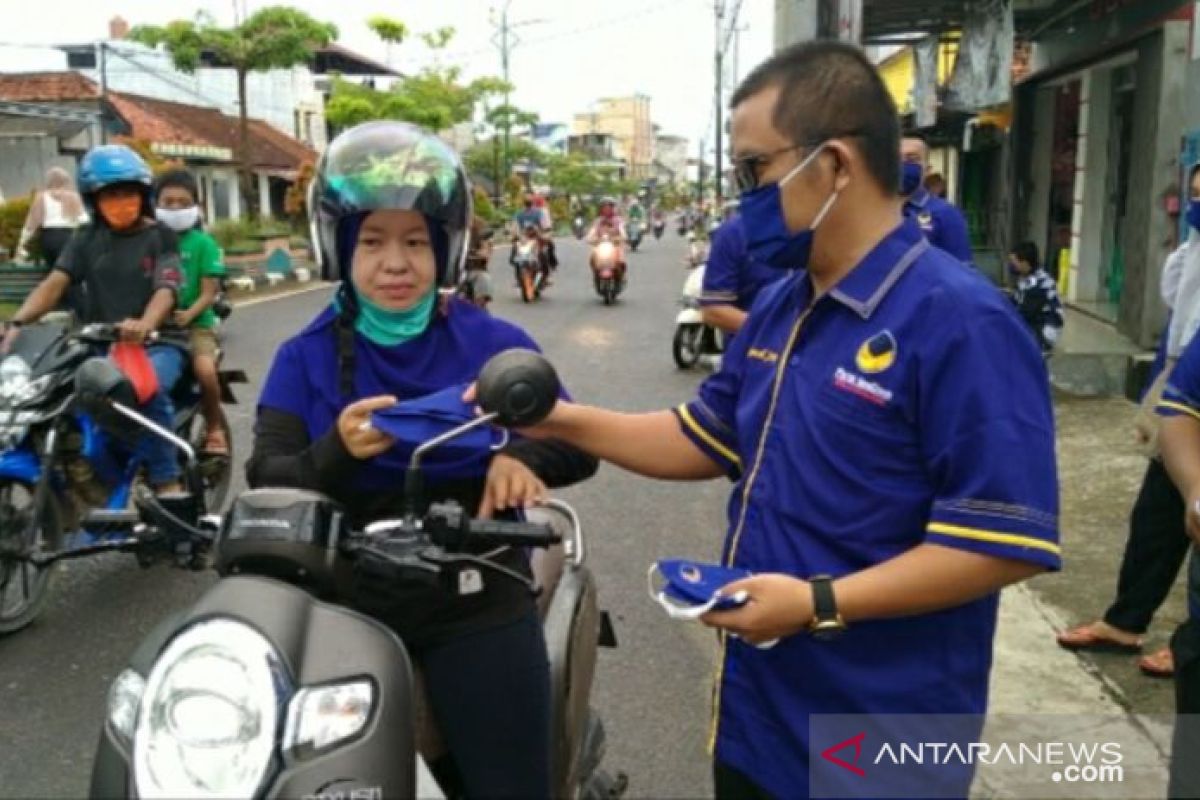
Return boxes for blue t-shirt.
[258,298,547,490]
[700,217,783,312]
[904,187,973,265]
[673,219,1060,798]
[1155,333,1200,622]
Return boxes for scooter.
[673,264,724,370]
[89,349,625,800]
[511,226,548,303]
[573,215,586,240]
[590,233,626,306]
[627,219,644,252]
[652,218,665,240]
[0,322,245,634]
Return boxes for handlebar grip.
[467,519,561,548]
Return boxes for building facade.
[572,94,655,179]
[655,134,690,186]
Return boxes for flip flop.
[1056,624,1143,654]
[1138,647,1175,679]
[201,428,230,457]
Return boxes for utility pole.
[98,41,109,145]
[490,3,546,204]
[712,0,745,206]
[696,137,705,204]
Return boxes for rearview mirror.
[477,349,560,428]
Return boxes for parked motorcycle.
[627,219,644,252]
[511,226,549,303]
[673,264,724,370]
[0,322,246,634]
[89,349,625,800]
[590,233,626,306]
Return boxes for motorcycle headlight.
[106,668,147,747]
[133,619,288,800]
[282,680,374,759]
[12,374,50,405]
[0,355,31,399]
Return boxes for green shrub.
[0,197,40,262]
[209,218,257,250]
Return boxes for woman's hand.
[337,395,397,460]
[478,453,547,519]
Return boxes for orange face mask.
[97,195,143,230]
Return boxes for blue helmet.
[77,145,152,197]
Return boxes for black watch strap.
[808,574,846,637]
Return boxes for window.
[66,51,97,69]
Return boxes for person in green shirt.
[153,169,228,455]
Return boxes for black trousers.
[418,610,551,799]
[1170,549,1200,799]
[1103,459,1190,634]
[714,760,775,800]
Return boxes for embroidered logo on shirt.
[747,347,780,364]
[917,211,934,231]
[833,367,894,406]
[855,331,898,374]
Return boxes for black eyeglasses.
[732,143,809,194]
[731,133,865,194]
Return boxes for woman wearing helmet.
[247,121,596,798]
[3,144,187,494]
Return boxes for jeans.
[1103,459,1190,634]
[139,344,185,484]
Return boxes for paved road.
[0,233,728,798]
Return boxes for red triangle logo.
[821,732,867,777]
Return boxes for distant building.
[572,94,654,179]
[654,134,689,186]
[531,122,569,155]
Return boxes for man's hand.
[336,395,397,460]
[117,318,154,343]
[1186,488,1200,546]
[478,453,547,519]
[173,310,193,328]
[701,574,814,645]
[0,323,21,355]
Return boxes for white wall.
[0,45,67,73]
[0,136,75,200]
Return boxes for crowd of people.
[2,37,1199,800]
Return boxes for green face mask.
[343,287,437,346]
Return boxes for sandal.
[201,426,230,456]
[1056,623,1143,654]
[1138,647,1175,679]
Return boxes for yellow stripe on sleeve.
[927,522,1061,556]
[677,405,742,469]
[1157,400,1200,423]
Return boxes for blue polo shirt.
[1156,334,1200,623]
[904,187,973,265]
[673,218,1060,798]
[700,217,783,312]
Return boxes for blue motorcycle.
[0,322,246,634]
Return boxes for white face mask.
[155,206,201,232]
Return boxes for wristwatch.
[807,575,847,640]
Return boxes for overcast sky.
[0,0,775,155]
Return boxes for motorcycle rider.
[586,197,628,280]
[511,194,555,283]
[2,144,187,495]
[247,121,597,799]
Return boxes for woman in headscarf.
[17,166,89,266]
[248,121,597,798]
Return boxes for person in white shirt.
[17,167,89,266]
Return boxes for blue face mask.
[901,161,924,196]
[738,143,840,271]
[1187,200,1200,233]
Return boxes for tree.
[366,15,407,65]
[325,25,508,134]
[131,8,337,217]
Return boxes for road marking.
[232,282,333,309]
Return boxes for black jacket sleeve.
[245,407,361,496]
[501,437,599,488]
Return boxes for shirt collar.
[826,218,929,319]
[905,187,931,210]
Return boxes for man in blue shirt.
[1153,336,1200,799]
[700,215,783,335]
[901,134,973,265]
[510,42,1058,798]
